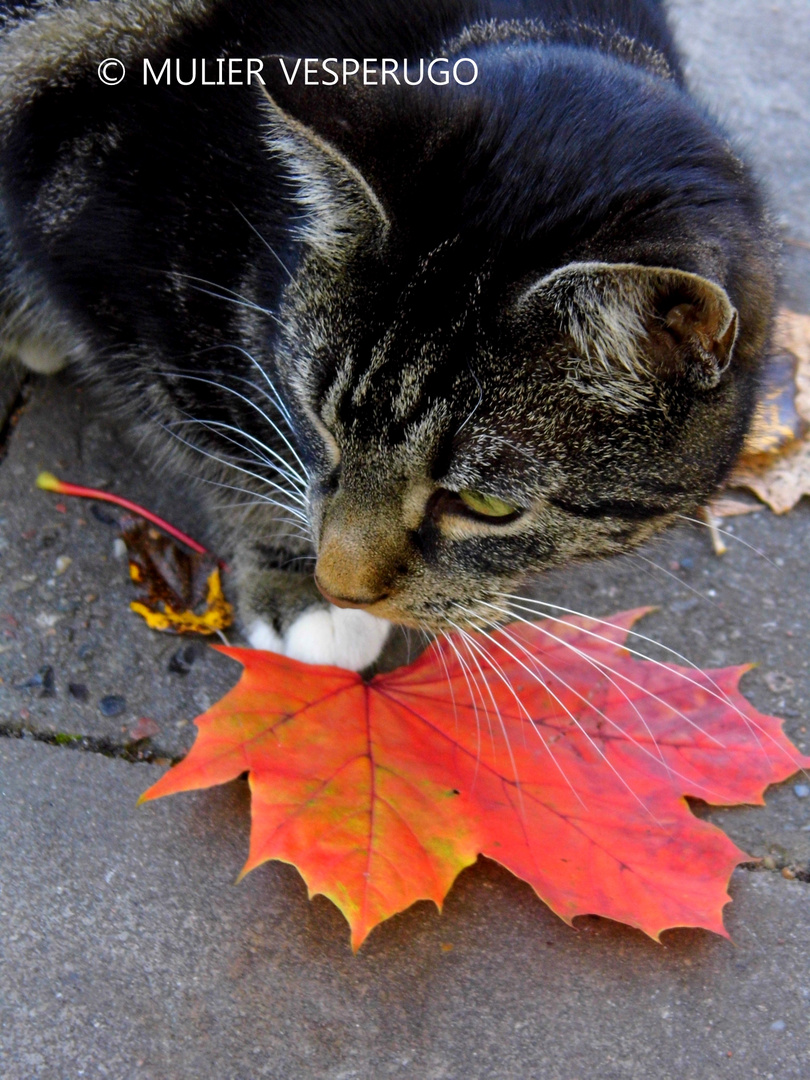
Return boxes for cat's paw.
[247,606,391,672]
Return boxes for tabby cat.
[0,0,776,669]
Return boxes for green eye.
[458,489,519,519]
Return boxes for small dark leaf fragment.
[122,517,232,635]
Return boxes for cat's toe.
[282,605,391,671]
[246,618,284,653]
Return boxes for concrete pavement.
[2,1,810,1077]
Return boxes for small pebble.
[770,1020,786,1032]
[762,856,777,871]
[16,666,55,697]
[91,504,119,527]
[764,671,795,694]
[40,667,55,698]
[99,694,126,717]
[54,555,72,576]
[68,683,88,702]
[793,784,810,799]
[112,538,128,560]
[781,867,796,880]
[168,643,200,676]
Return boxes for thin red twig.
[36,471,209,555]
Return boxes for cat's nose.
[314,576,388,609]
[315,513,404,608]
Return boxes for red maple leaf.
[140,610,809,949]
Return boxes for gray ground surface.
[2,2,809,1078]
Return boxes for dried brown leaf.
[728,309,810,513]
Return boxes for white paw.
[247,618,283,652]
[247,608,391,670]
[14,337,68,374]
[284,606,391,670]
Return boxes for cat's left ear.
[257,58,390,263]
[517,262,739,392]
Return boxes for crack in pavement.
[0,723,179,765]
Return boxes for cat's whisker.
[169,417,307,496]
[165,269,283,324]
[167,345,301,450]
[158,426,311,524]
[447,622,526,805]
[477,603,751,802]
[425,631,459,728]
[478,599,670,774]
[630,552,721,609]
[677,513,777,567]
[187,474,310,522]
[278,554,318,570]
[455,612,661,816]
[455,365,483,435]
[194,347,304,458]
[164,372,309,486]
[158,415,311,521]
[451,622,578,812]
[186,282,281,322]
[495,593,797,765]
[439,627,491,789]
[205,511,311,544]
[231,206,309,303]
[452,621,537,758]
[168,421,306,497]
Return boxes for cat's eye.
[458,489,519,519]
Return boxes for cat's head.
[254,54,774,632]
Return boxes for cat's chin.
[247,606,391,672]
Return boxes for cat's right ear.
[257,57,390,264]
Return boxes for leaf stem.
[36,471,209,555]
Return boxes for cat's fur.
[0,0,777,669]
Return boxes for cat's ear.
[517,262,738,401]
[257,58,390,263]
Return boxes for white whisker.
[456,615,661,817]
[478,599,670,773]
[231,205,308,301]
[164,371,309,484]
[158,423,311,524]
[447,622,527,811]
[631,552,720,609]
[440,629,489,788]
[677,513,777,567]
[496,593,798,764]
[475,604,745,804]
[169,417,307,496]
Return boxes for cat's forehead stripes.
[346,245,485,430]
